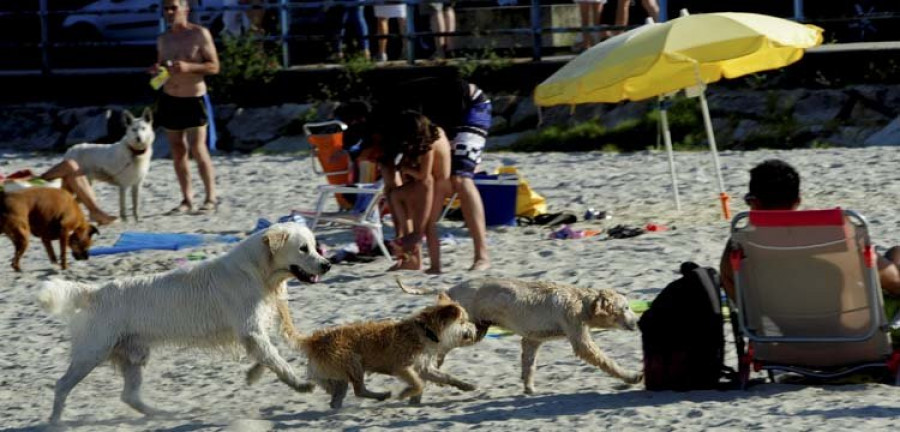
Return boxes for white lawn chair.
[297,182,392,262]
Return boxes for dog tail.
[38,279,95,317]
[395,276,437,295]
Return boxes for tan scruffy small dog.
[248,293,478,409]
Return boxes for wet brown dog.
[248,294,478,408]
[0,188,98,271]
[398,277,643,394]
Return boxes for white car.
[62,0,224,41]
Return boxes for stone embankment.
[3,85,899,156]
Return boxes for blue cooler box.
[474,173,519,227]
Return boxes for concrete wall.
[454,5,580,50]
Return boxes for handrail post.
[405,0,416,64]
[280,0,290,67]
[158,0,166,35]
[39,0,50,75]
[793,0,804,21]
[529,0,541,61]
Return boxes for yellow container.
[149,67,170,90]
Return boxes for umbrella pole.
[658,97,681,211]
[698,89,731,220]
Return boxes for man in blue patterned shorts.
[378,78,492,271]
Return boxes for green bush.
[208,34,280,104]
[509,95,706,153]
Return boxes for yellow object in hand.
[149,67,170,90]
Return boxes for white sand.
[2,148,900,431]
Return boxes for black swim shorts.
[155,92,208,131]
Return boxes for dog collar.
[418,322,440,343]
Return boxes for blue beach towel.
[91,232,240,256]
[204,93,217,151]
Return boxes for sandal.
[197,200,218,213]
[165,201,192,215]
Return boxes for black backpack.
[639,262,734,391]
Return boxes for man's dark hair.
[334,100,371,123]
[748,159,800,210]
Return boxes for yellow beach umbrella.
[535,11,823,219]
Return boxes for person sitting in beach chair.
[381,111,453,273]
[720,159,900,303]
[721,159,900,385]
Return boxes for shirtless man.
[383,111,452,273]
[153,0,220,214]
[720,159,900,301]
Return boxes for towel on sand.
[91,232,240,256]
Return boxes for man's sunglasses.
[743,193,755,206]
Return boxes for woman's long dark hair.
[382,110,440,167]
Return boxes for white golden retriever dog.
[64,108,154,222]
[38,222,330,424]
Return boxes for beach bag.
[496,166,547,218]
[639,262,734,391]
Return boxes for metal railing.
[0,0,850,76]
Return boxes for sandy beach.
[2,147,900,431]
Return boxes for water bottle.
[149,66,170,90]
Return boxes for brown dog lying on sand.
[248,293,478,408]
[0,188,98,271]
[398,277,643,394]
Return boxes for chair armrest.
[303,120,348,136]
[315,184,382,195]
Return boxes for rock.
[793,90,849,126]
[731,119,761,142]
[151,127,171,159]
[57,106,106,129]
[489,116,508,134]
[706,90,769,118]
[65,109,112,147]
[848,101,891,127]
[864,115,900,146]
[0,107,59,151]
[315,101,340,121]
[24,131,64,152]
[486,130,536,150]
[213,103,239,126]
[537,105,574,128]
[255,136,309,154]
[227,103,313,149]
[601,101,649,130]
[508,97,538,130]
[491,95,519,117]
[824,126,879,147]
[570,103,606,124]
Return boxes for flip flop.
[165,201,192,216]
[197,200,218,213]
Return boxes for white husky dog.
[64,108,154,222]
[38,222,331,424]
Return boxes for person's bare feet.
[388,258,405,272]
[397,258,421,270]
[469,259,490,271]
[90,212,118,226]
[425,267,442,275]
